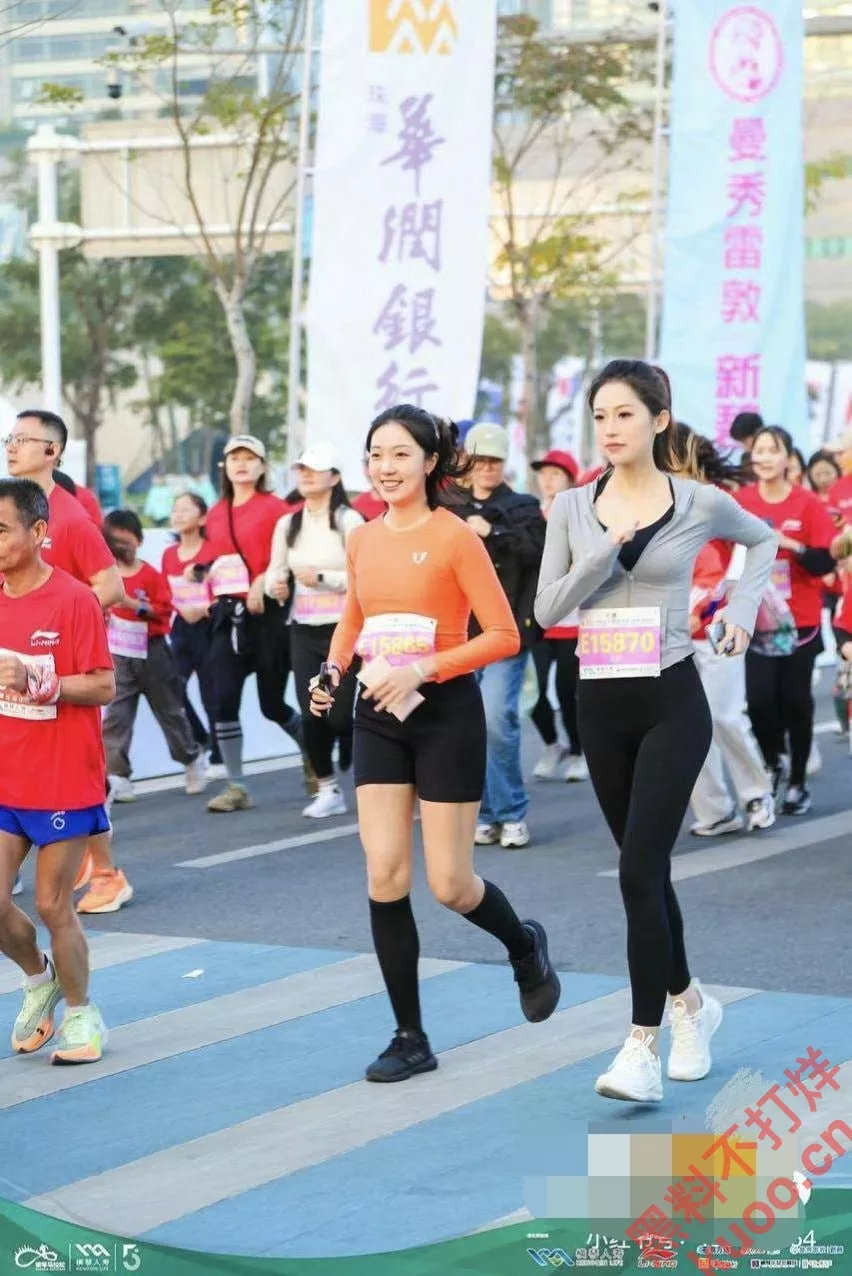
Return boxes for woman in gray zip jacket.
[535,359,776,1104]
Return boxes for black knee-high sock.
[463,880,533,960]
[369,896,422,1033]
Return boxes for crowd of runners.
[1,361,850,1096]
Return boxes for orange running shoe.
[76,869,134,915]
[73,849,94,892]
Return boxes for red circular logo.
[709,6,784,102]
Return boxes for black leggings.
[171,616,218,754]
[530,638,581,754]
[578,658,712,1026]
[745,629,821,787]
[208,598,297,729]
[290,622,358,780]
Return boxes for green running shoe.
[51,1003,108,1066]
[12,960,62,1054]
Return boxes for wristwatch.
[317,572,325,584]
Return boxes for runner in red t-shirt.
[193,435,308,812]
[97,510,205,831]
[735,427,838,815]
[53,469,103,525]
[0,477,115,1064]
[351,456,387,522]
[3,411,127,908]
[4,412,121,609]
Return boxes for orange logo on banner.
[369,0,459,55]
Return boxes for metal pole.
[644,0,668,362]
[285,0,316,472]
[35,139,62,412]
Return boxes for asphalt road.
[68,677,852,997]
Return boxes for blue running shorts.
[0,805,110,848]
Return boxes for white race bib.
[108,616,149,660]
[209,554,250,597]
[356,613,437,668]
[0,648,57,721]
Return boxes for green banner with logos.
[0,1190,850,1274]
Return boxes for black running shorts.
[353,672,486,803]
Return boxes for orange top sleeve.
[328,507,519,682]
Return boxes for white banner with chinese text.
[659,2,807,449]
[306,1,497,487]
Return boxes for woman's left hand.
[361,662,425,714]
[716,622,751,657]
[294,567,319,587]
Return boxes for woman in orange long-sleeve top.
[310,404,561,1082]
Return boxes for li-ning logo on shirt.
[412,552,428,565]
[30,630,60,648]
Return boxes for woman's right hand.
[607,519,640,548]
[308,663,341,717]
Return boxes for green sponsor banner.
[0,1190,850,1274]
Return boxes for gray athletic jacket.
[534,477,778,671]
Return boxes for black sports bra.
[595,474,675,572]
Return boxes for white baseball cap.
[294,443,343,473]
[223,434,267,461]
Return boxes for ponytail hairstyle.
[286,473,352,548]
[366,403,473,509]
[669,422,751,489]
[587,359,677,472]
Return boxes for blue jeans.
[475,650,529,824]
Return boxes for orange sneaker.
[76,869,134,915]
[73,849,94,892]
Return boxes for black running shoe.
[511,920,561,1023]
[365,1029,438,1083]
[782,784,811,816]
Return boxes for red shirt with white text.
[0,568,112,809]
[736,484,835,627]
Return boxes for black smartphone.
[191,563,209,583]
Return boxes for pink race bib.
[578,607,661,680]
[356,613,437,668]
[168,574,211,610]
[209,555,250,597]
[770,559,792,600]
[108,616,148,660]
[292,588,344,624]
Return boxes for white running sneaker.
[595,1027,662,1102]
[108,775,136,804]
[564,754,589,783]
[474,823,501,845]
[303,785,347,819]
[806,741,822,778]
[746,794,776,831]
[690,811,744,837]
[533,742,564,779]
[185,754,209,796]
[500,821,531,849]
[667,980,723,1081]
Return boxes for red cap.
[531,449,579,481]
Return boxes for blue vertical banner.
[660,2,807,449]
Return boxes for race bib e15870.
[578,606,661,680]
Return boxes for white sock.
[25,954,53,988]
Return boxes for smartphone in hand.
[707,620,736,656]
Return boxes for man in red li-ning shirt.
[0,478,115,1064]
[3,409,132,913]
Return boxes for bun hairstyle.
[367,403,473,509]
[587,358,678,472]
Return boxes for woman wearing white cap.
[266,445,363,818]
[193,436,304,812]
